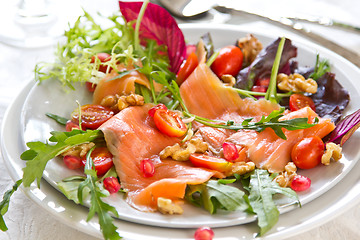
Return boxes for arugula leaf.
[247,169,298,236]
[185,108,317,140]
[78,149,121,240]
[57,176,89,204]
[186,180,248,214]
[21,129,103,188]
[0,179,22,231]
[309,54,331,80]
[46,113,69,125]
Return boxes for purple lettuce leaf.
[119,1,186,73]
[327,109,360,146]
[235,37,297,90]
[310,72,350,123]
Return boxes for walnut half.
[159,139,208,161]
[321,142,342,165]
[277,73,317,94]
[157,197,183,215]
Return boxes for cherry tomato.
[71,104,114,130]
[91,52,111,73]
[290,175,311,191]
[289,93,316,112]
[81,147,114,176]
[148,103,167,117]
[85,81,97,92]
[153,109,187,137]
[65,120,82,132]
[103,177,121,194]
[194,226,214,240]
[222,142,239,162]
[291,136,325,169]
[63,155,82,170]
[189,153,232,172]
[140,159,155,178]
[211,46,243,78]
[176,52,199,85]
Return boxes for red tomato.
[194,226,214,240]
[71,104,114,130]
[103,177,121,194]
[290,175,311,191]
[65,120,82,132]
[189,153,232,172]
[85,81,97,92]
[63,155,82,170]
[289,93,316,112]
[291,136,325,169]
[81,147,113,176]
[148,103,167,117]
[176,52,199,85]
[153,109,187,137]
[211,46,243,77]
[91,53,111,73]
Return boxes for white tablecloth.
[0,0,359,239]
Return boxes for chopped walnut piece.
[100,93,144,112]
[60,142,95,158]
[277,73,317,94]
[237,34,263,66]
[321,142,342,165]
[159,138,208,161]
[226,162,255,176]
[274,162,297,188]
[221,74,236,87]
[117,93,144,111]
[157,197,183,215]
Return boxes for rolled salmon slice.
[100,104,223,212]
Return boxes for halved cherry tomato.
[176,52,199,85]
[71,104,114,130]
[85,81,97,92]
[211,46,243,78]
[148,103,167,117]
[189,153,232,172]
[153,109,187,137]
[65,120,82,132]
[91,52,111,73]
[222,142,239,162]
[291,136,324,169]
[289,93,316,112]
[81,147,113,176]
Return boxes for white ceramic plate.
[2,23,360,239]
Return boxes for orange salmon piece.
[100,104,222,212]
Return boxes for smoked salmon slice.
[100,104,223,212]
[179,63,335,172]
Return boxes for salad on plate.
[1,1,360,240]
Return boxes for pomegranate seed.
[103,177,121,194]
[251,85,267,93]
[222,142,239,162]
[63,155,82,170]
[65,120,81,132]
[140,159,155,178]
[148,103,167,117]
[194,226,214,240]
[290,175,311,191]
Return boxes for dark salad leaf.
[327,109,360,146]
[119,1,186,74]
[235,38,297,90]
[310,72,350,123]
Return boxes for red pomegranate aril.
[290,175,311,191]
[194,226,214,240]
[63,155,82,170]
[140,159,155,178]
[222,142,239,162]
[103,177,121,194]
[148,103,167,117]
